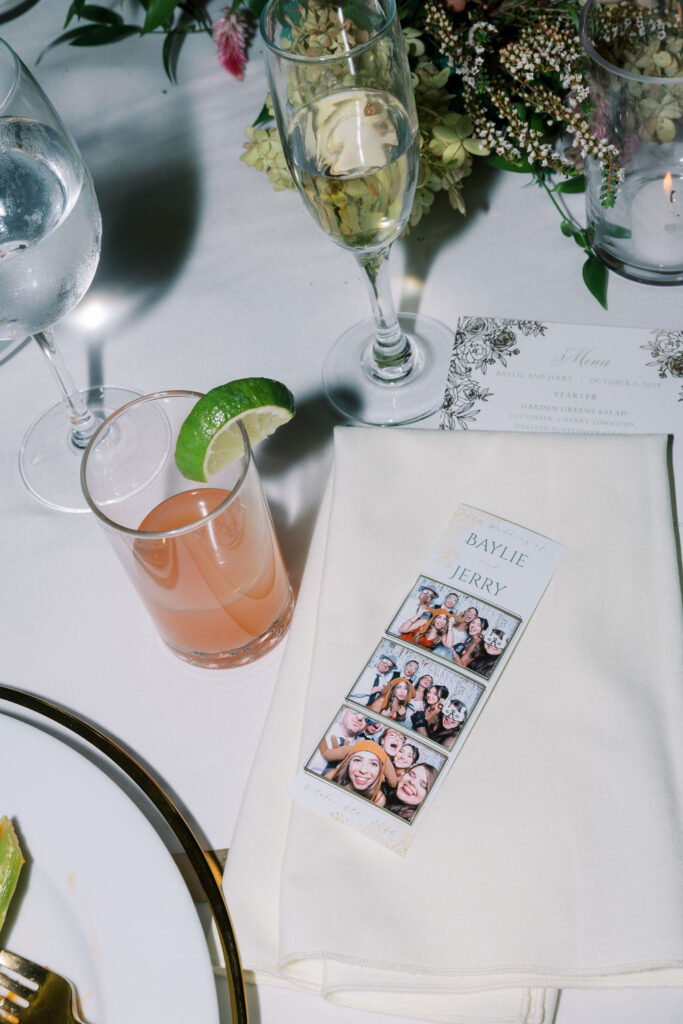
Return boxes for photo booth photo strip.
[304,705,448,833]
[292,505,564,852]
[385,574,522,682]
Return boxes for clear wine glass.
[260,0,452,425]
[0,37,137,512]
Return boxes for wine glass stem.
[357,248,415,383]
[32,329,100,450]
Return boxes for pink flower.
[443,0,468,11]
[213,10,251,80]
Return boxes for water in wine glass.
[287,89,419,252]
[0,116,101,342]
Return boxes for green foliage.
[487,153,533,174]
[65,4,122,26]
[554,174,585,194]
[244,0,269,16]
[46,1,213,74]
[560,220,589,249]
[535,170,610,308]
[143,0,180,34]
[47,22,139,48]
[582,255,608,309]
[396,0,423,23]
[252,100,271,127]
[601,222,632,240]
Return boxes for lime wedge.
[175,377,295,482]
[0,816,23,933]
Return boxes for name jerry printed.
[448,531,529,597]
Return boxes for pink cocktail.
[82,392,293,668]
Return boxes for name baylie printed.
[447,532,528,598]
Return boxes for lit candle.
[630,172,683,268]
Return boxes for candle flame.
[663,172,673,202]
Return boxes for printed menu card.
[439,316,682,524]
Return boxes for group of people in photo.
[302,574,524,832]
[304,579,518,824]
[307,707,443,823]
[389,581,515,680]
[348,649,481,750]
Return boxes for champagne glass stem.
[357,248,415,382]
[32,329,99,449]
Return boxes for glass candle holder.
[581,0,683,284]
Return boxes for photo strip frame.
[305,706,447,828]
[386,577,521,682]
[292,504,565,854]
[347,638,485,752]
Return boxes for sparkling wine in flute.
[287,89,419,252]
[261,0,452,425]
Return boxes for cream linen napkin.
[223,428,683,1024]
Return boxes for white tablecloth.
[1,4,681,1023]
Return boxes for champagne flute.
[0,38,137,512]
[260,0,451,425]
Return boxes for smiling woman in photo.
[411,682,448,734]
[466,628,507,678]
[392,741,419,780]
[451,615,489,668]
[326,740,388,806]
[400,612,455,652]
[425,699,468,750]
[384,762,437,822]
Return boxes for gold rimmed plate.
[0,685,247,1024]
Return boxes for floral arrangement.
[52,0,683,307]
[244,0,619,302]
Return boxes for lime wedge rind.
[175,378,295,482]
[202,405,293,479]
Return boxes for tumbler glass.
[81,391,294,668]
[580,0,683,284]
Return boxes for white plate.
[0,714,220,1024]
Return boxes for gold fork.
[0,950,86,1024]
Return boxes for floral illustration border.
[439,317,547,430]
[641,331,683,401]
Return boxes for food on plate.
[0,816,23,932]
